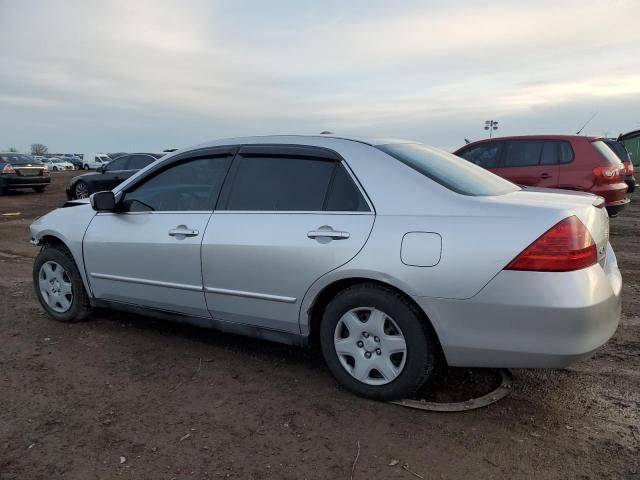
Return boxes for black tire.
[319,283,436,401]
[33,186,46,193]
[33,245,92,322]
[83,164,89,170]
[52,166,58,172]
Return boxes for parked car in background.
[603,139,636,193]
[619,130,640,168]
[454,135,630,216]
[32,135,621,400]
[67,152,163,199]
[81,153,111,170]
[42,157,75,171]
[0,152,50,194]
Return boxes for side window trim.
[215,145,374,213]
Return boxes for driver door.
[83,148,234,317]
[93,155,131,191]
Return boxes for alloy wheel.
[74,183,89,199]
[333,307,407,386]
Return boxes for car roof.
[189,134,416,150]
[454,134,602,151]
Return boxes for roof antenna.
[576,112,598,135]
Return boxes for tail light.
[593,165,623,182]
[2,163,16,174]
[623,161,634,176]
[505,216,597,272]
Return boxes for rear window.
[602,140,630,162]
[592,140,624,166]
[0,153,37,165]
[378,143,519,196]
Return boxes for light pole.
[484,120,499,138]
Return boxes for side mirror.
[90,191,116,212]
[97,165,105,173]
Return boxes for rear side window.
[378,143,519,196]
[592,141,624,166]
[457,142,501,168]
[325,164,369,212]
[504,141,544,167]
[225,156,336,211]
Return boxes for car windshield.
[377,143,520,196]
[0,153,37,165]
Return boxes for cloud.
[0,0,639,151]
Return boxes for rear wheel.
[52,166,58,172]
[33,186,46,193]
[83,164,89,170]
[74,181,89,199]
[320,283,436,400]
[33,245,91,322]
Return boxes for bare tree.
[8,147,19,152]
[31,143,48,156]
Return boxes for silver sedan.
[30,135,622,400]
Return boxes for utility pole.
[484,120,499,138]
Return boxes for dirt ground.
[1,172,639,480]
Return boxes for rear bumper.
[416,243,622,368]
[0,174,51,189]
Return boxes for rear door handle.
[168,227,200,237]
[540,173,552,179]
[307,230,350,240]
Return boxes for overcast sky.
[1,0,639,153]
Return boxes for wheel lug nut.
[376,348,382,355]
[363,332,369,338]
[374,336,380,342]
[356,341,364,348]
[365,351,372,359]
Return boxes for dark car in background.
[107,152,127,160]
[603,138,636,193]
[67,153,164,199]
[454,135,630,216]
[0,153,50,194]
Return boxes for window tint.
[377,143,519,196]
[122,156,231,212]
[559,142,574,164]
[128,155,155,170]
[504,141,544,167]
[603,140,630,162]
[105,156,129,171]
[225,156,335,211]
[458,143,501,168]
[325,164,369,212]
[539,142,558,165]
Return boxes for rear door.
[201,145,375,334]
[494,140,559,187]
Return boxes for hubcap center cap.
[363,336,377,352]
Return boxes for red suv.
[454,135,630,216]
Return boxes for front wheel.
[320,284,436,401]
[83,164,89,170]
[73,181,90,199]
[52,166,58,172]
[33,245,91,322]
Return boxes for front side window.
[127,155,156,170]
[378,143,519,196]
[121,156,231,212]
[224,156,336,211]
[105,156,129,171]
[458,143,501,169]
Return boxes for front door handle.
[168,227,200,237]
[307,230,350,240]
[540,173,552,179]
